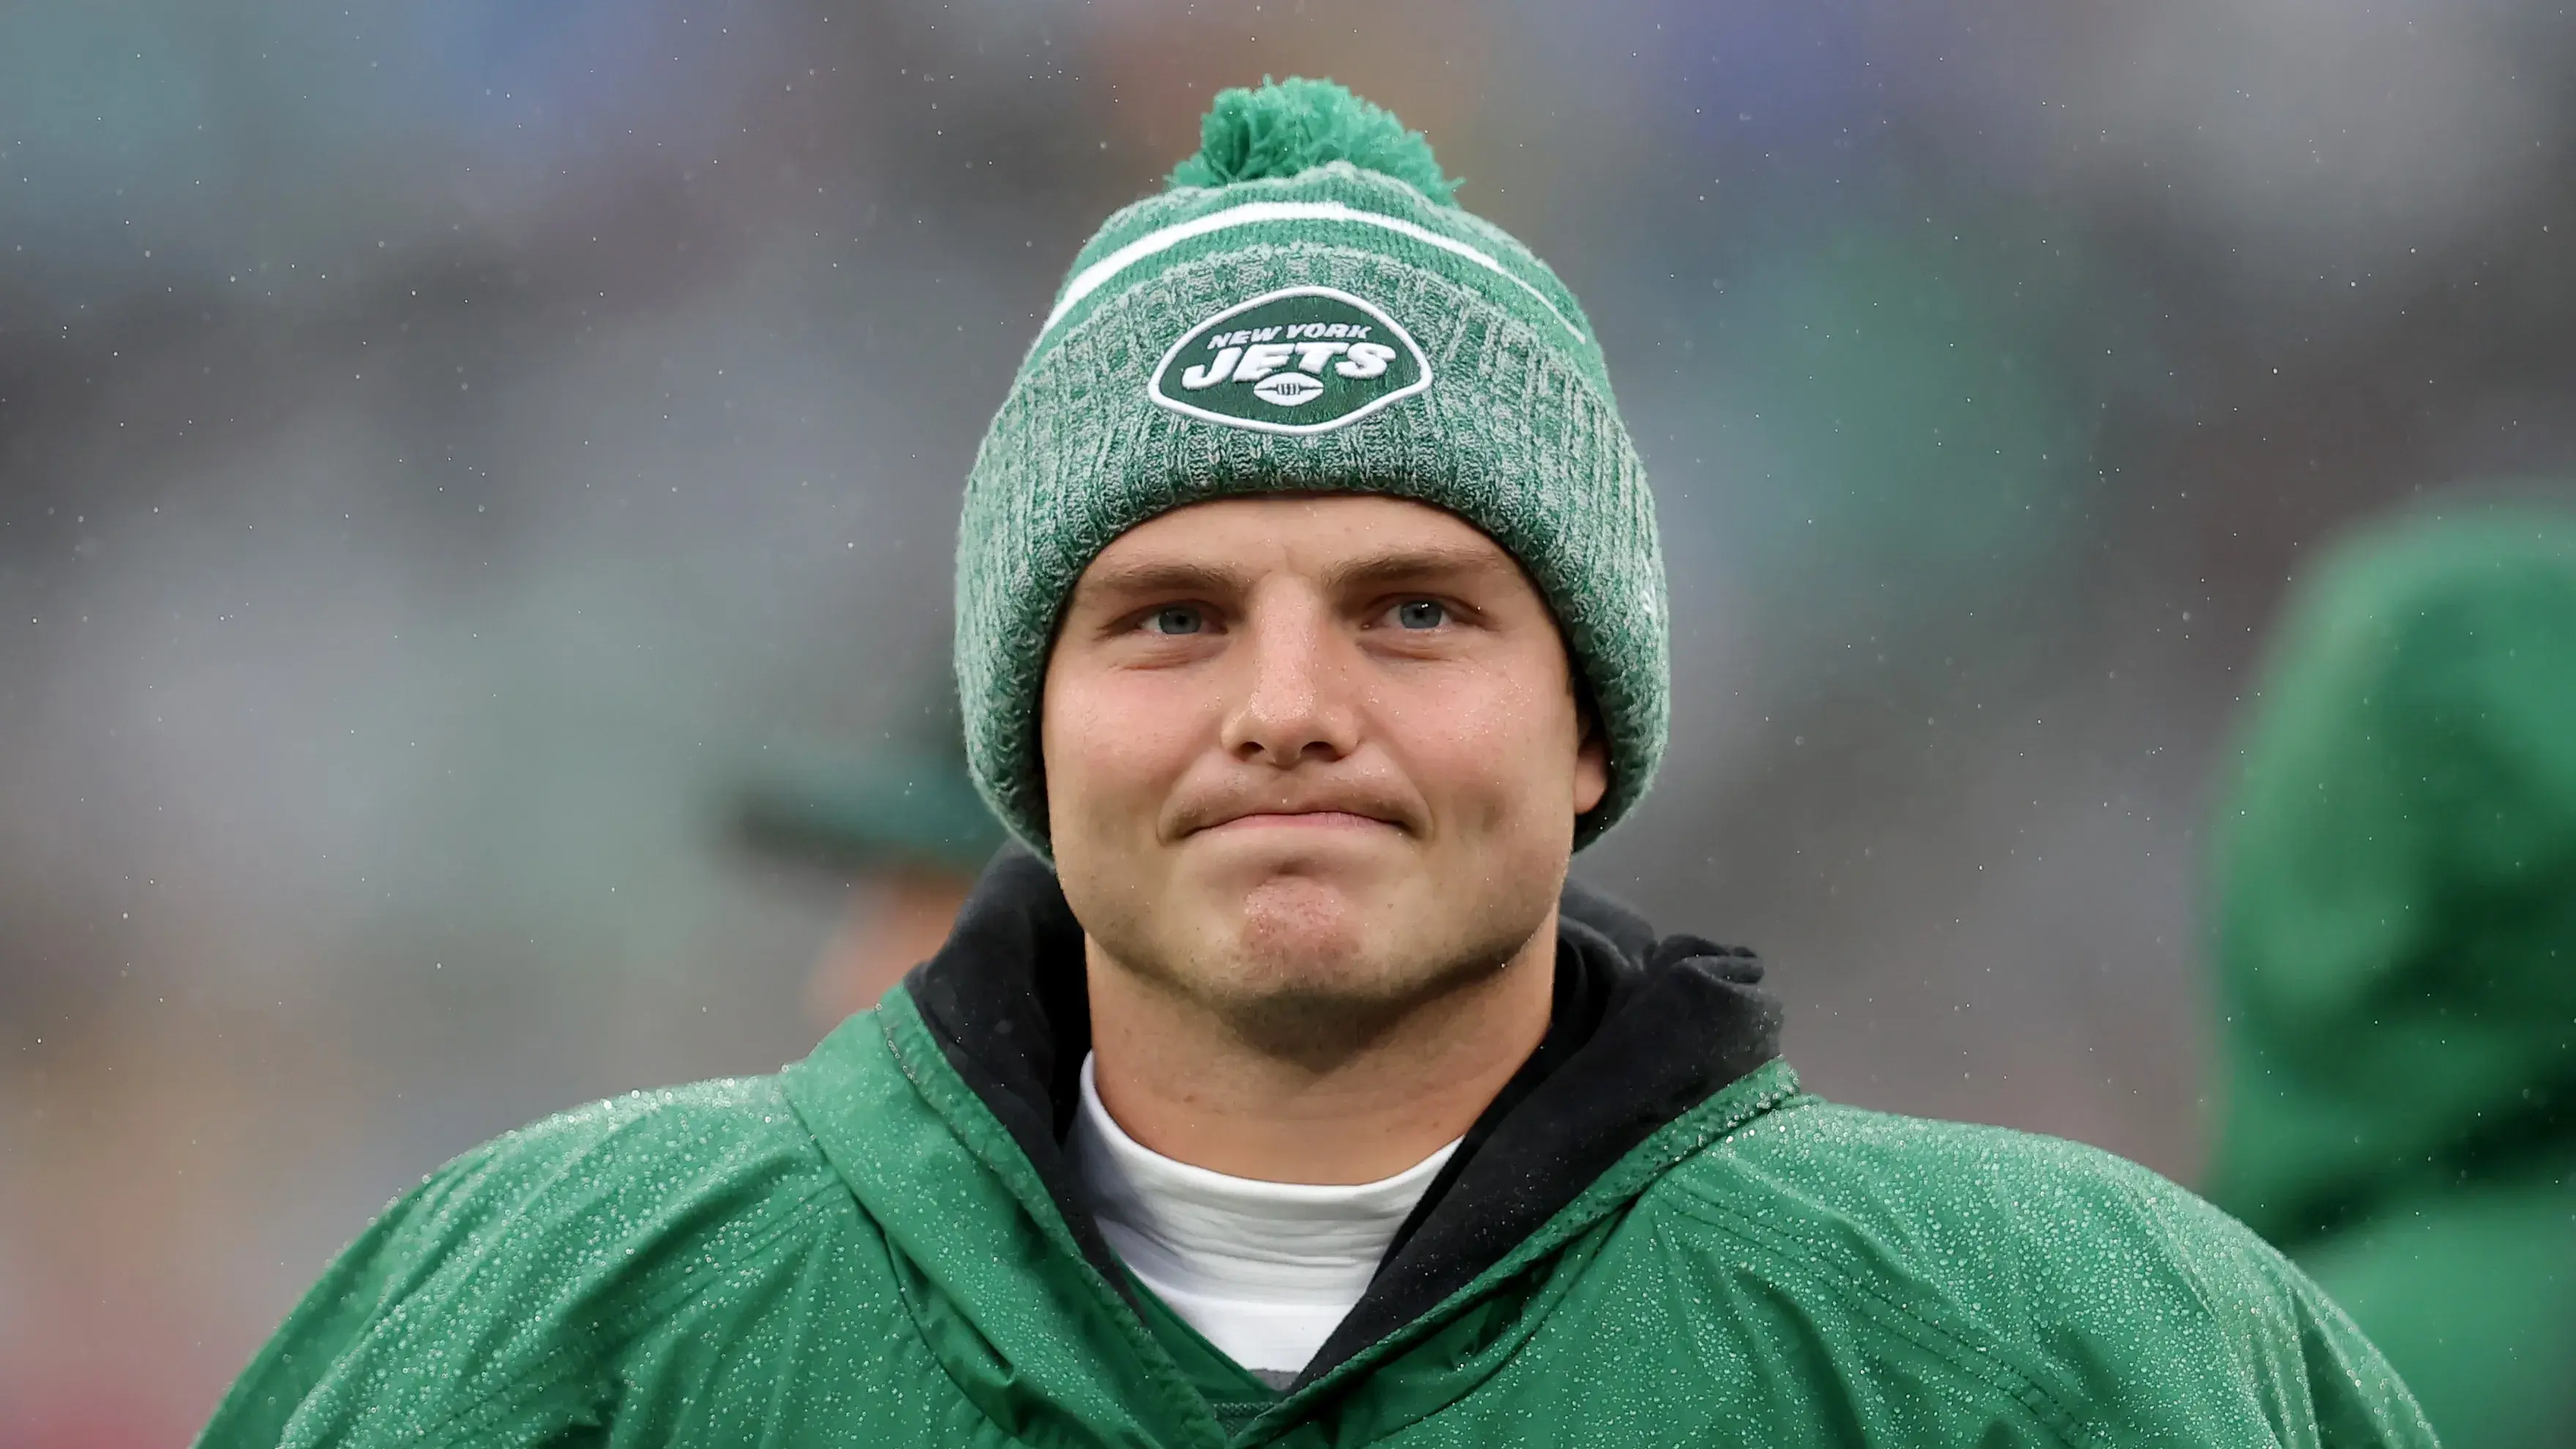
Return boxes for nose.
[1218,585,1361,769]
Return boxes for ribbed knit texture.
[955,82,1668,853]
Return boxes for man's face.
[1042,494,1608,1035]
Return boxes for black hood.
[899,847,1783,1388]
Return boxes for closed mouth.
[1197,809,1401,834]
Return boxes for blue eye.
[1149,605,1205,635]
[1395,599,1446,629]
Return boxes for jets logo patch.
[1148,286,1431,435]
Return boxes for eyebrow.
[1321,544,1516,594]
[1068,559,1252,608]
[1071,543,1514,611]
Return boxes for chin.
[1230,874,1379,984]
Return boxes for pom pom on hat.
[1167,76,1459,206]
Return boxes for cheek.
[1041,667,1208,834]
[1374,666,1576,823]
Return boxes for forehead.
[1076,494,1519,592]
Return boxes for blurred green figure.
[733,721,1006,1025]
[2211,503,2576,1449]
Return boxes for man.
[2209,503,2576,1449]
[201,79,2429,1447]
[729,718,1006,1022]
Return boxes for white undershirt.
[1068,1053,1461,1379]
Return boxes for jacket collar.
[897,847,1785,1391]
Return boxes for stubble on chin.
[1100,872,1543,1073]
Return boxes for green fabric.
[2293,1164,2576,1449]
[1167,78,1459,206]
[1124,1271,1282,1438]
[953,80,1667,853]
[2209,501,2576,1448]
[203,991,2429,1448]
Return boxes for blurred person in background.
[195,81,2431,1448]
[2209,501,2576,1449]
[730,712,1006,1025]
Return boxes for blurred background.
[4,1,2574,1439]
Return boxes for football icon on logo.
[1251,372,1326,407]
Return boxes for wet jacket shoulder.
[193,1075,916,1449]
[1634,1098,2422,1445]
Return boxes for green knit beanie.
[954,78,1667,854]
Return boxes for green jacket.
[205,855,2427,1448]
[2211,505,2576,1449]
